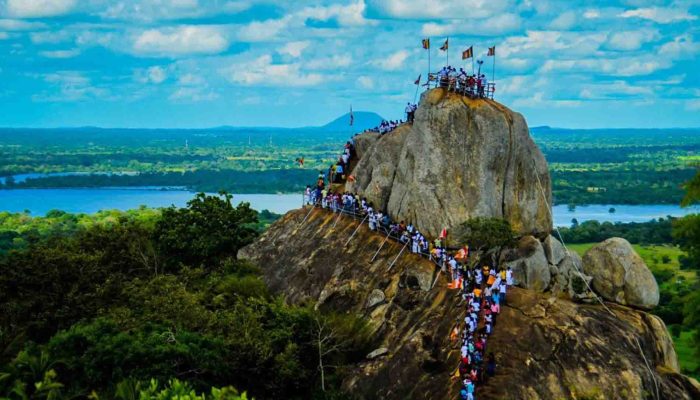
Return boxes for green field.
[674,331,700,378]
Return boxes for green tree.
[453,217,515,251]
[154,192,258,271]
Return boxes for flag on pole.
[422,38,430,49]
[487,46,495,56]
[439,227,447,239]
[414,74,421,85]
[462,46,473,60]
[439,38,448,51]
[349,106,354,126]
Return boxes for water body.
[0,188,303,215]
[552,204,698,227]
[0,188,696,224]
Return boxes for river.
[0,187,697,225]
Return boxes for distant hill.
[320,111,384,132]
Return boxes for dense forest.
[0,127,698,205]
[0,193,367,399]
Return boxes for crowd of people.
[303,183,512,399]
[302,90,510,398]
[429,66,494,99]
[361,119,405,135]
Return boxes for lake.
[0,188,696,224]
[0,188,303,215]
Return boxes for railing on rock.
[426,73,495,100]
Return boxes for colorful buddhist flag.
[439,38,448,51]
[462,46,473,60]
[439,227,447,239]
[422,38,430,49]
[414,74,421,85]
[487,46,496,56]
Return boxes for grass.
[672,330,699,380]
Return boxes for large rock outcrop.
[240,208,699,400]
[583,237,660,310]
[347,89,552,236]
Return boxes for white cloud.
[306,54,352,69]
[299,1,375,27]
[278,41,310,58]
[607,29,659,51]
[500,31,608,58]
[659,34,699,58]
[421,13,521,36]
[5,0,76,18]
[0,32,8,40]
[237,17,291,42]
[0,19,45,30]
[583,9,600,19]
[357,75,373,89]
[549,11,576,30]
[619,7,697,23]
[579,80,653,100]
[512,91,582,108]
[133,26,228,57]
[33,71,109,102]
[368,0,510,19]
[148,66,167,83]
[373,49,410,71]
[177,73,204,86]
[30,29,72,44]
[39,48,80,58]
[686,98,700,111]
[222,54,325,87]
[169,86,218,102]
[540,57,668,76]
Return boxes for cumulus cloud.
[33,71,109,102]
[237,17,291,42]
[367,0,510,20]
[222,54,324,87]
[5,0,77,18]
[133,25,228,57]
[500,30,608,58]
[619,6,697,23]
[607,29,659,51]
[421,13,521,36]
[357,75,373,89]
[169,86,219,102]
[0,19,45,30]
[306,54,352,69]
[278,41,310,58]
[373,49,410,71]
[540,57,669,76]
[659,34,699,58]
[549,11,576,30]
[39,48,80,58]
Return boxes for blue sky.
[0,0,698,128]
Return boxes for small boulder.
[543,235,566,266]
[403,262,434,291]
[366,289,386,309]
[506,236,551,292]
[366,347,389,360]
[583,237,659,310]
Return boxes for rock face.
[503,236,551,292]
[240,208,699,400]
[583,237,660,310]
[347,89,552,236]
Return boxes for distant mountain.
[320,111,384,132]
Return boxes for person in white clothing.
[506,266,514,286]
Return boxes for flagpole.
[427,38,431,86]
[446,37,449,66]
[492,51,496,84]
[413,81,420,103]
